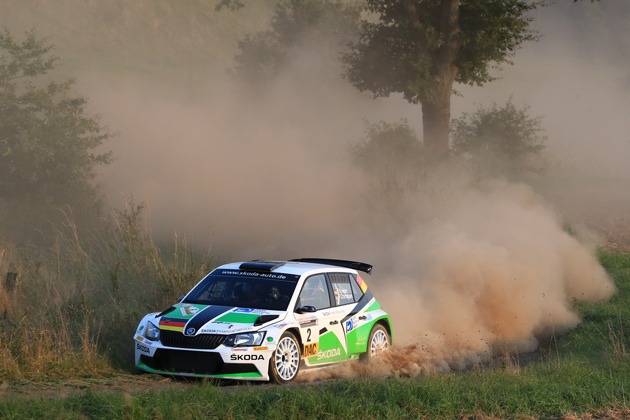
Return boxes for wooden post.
[5,263,17,292]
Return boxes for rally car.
[133,258,393,383]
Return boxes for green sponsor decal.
[138,363,262,378]
[365,300,381,312]
[308,330,347,364]
[214,372,263,378]
[215,312,259,324]
[346,321,373,354]
[137,363,161,374]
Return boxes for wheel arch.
[283,327,303,351]
[374,317,393,345]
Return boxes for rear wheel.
[361,324,390,362]
[269,331,301,384]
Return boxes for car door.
[295,274,347,366]
[294,274,327,365]
[298,272,363,366]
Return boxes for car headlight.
[144,321,160,341]
[223,331,266,347]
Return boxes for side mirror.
[295,305,317,314]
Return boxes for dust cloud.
[368,178,615,374]
[7,1,626,375]
[294,175,615,381]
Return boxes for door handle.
[359,316,367,320]
[329,320,338,325]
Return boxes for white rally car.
[133,258,393,383]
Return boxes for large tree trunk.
[422,98,452,159]
[421,0,460,161]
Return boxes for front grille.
[141,349,256,375]
[160,331,225,349]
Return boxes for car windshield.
[182,269,299,311]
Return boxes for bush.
[351,119,425,193]
[450,99,546,180]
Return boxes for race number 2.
[303,328,319,358]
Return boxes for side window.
[349,274,364,301]
[329,273,355,306]
[298,274,330,310]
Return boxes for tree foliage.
[451,99,546,179]
[215,0,245,11]
[0,29,112,207]
[0,28,113,241]
[351,120,425,191]
[233,0,361,84]
[344,0,542,159]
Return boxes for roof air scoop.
[239,260,286,273]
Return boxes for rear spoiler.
[290,258,372,275]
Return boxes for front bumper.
[134,335,274,381]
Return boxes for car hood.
[157,303,284,336]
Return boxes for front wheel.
[269,331,301,384]
[361,324,390,362]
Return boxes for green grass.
[0,250,628,418]
[0,366,628,419]
[553,250,630,363]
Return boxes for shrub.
[451,99,546,180]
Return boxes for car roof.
[216,259,372,276]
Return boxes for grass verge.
[0,250,628,418]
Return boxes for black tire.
[361,324,390,362]
[269,331,301,384]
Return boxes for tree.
[232,0,360,85]
[344,0,542,160]
[351,119,425,187]
[451,99,546,179]
[0,29,112,208]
